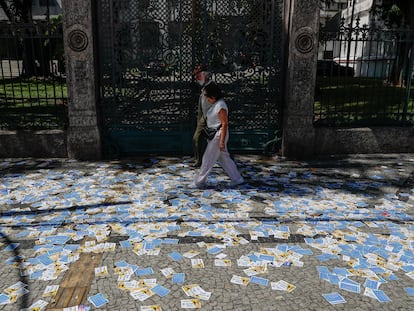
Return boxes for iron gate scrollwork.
[97,0,285,157]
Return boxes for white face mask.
[197,79,205,86]
[195,71,207,86]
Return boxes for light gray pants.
[194,129,243,186]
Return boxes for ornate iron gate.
[97,0,285,157]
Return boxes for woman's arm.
[218,108,228,151]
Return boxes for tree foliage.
[0,1,65,77]
[378,0,414,27]
[0,0,32,22]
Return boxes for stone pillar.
[282,0,319,159]
[62,0,101,159]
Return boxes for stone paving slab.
[0,154,413,310]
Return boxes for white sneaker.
[229,178,244,187]
[188,182,205,189]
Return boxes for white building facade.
[319,0,399,78]
[340,0,393,78]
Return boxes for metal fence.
[316,16,414,126]
[0,20,68,130]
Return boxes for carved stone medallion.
[68,29,88,52]
[295,31,314,54]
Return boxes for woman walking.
[192,82,244,188]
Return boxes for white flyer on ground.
[42,285,59,297]
[183,250,200,258]
[230,275,250,286]
[28,299,49,310]
[181,299,201,309]
[141,306,162,311]
[191,259,204,269]
[160,267,175,278]
[214,259,231,267]
[271,280,296,292]
[94,266,108,277]
[130,288,154,301]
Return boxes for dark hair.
[204,82,223,100]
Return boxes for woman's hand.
[219,140,225,151]
[218,109,228,152]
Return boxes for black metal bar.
[1,34,11,109]
[402,43,414,121]
[346,0,356,69]
[109,0,117,102]
[46,0,50,23]
[1,19,67,130]
[353,18,361,123]
[317,4,414,127]
[12,28,26,112]
[338,22,344,124]
[6,33,17,108]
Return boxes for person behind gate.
[192,82,244,188]
[191,64,212,167]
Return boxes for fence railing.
[315,17,414,127]
[0,20,68,130]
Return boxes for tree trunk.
[398,1,414,28]
[0,0,14,20]
[386,1,414,86]
[389,41,408,86]
[21,28,52,78]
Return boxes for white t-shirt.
[206,98,228,128]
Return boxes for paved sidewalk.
[0,154,414,311]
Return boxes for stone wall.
[2,127,413,159]
[0,130,67,158]
[314,127,414,155]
